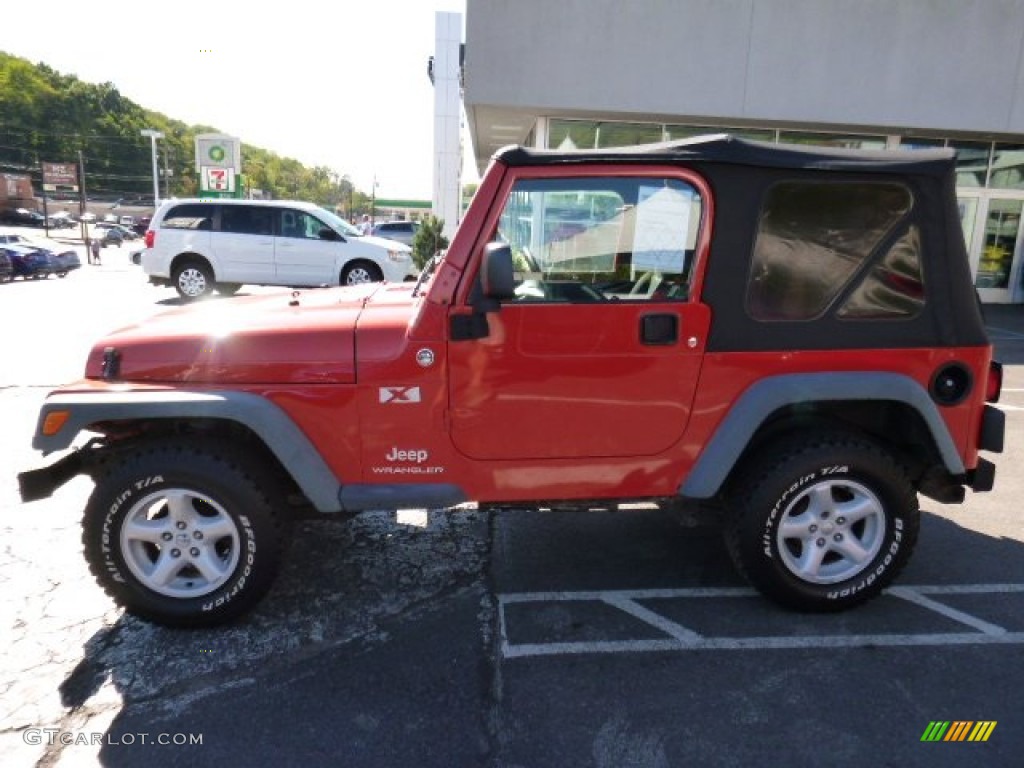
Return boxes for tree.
[411,214,449,269]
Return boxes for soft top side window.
[746,182,915,321]
[492,176,702,303]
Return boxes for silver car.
[369,220,419,246]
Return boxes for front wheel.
[82,442,287,627]
[725,434,920,612]
[340,260,383,286]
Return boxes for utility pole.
[162,144,171,200]
[370,174,377,224]
[78,149,89,246]
[38,157,50,237]
[140,129,163,208]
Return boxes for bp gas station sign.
[195,133,244,198]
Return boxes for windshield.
[317,208,362,238]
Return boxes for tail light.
[986,360,1003,403]
[144,230,155,248]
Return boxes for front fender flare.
[30,390,343,512]
[679,372,965,499]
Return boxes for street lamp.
[140,129,164,208]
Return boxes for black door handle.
[641,313,679,345]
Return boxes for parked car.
[131,217,151,236]
[0,249,12,282]
[112,224,140,240]
[141,199,416,300]
[46,212,77,229]
[0,232,82,277]
[47,248,82,277]
[88,225,125,247]
[0,208,46,228]
[95,221,138,239]
[1,244,54,279]
[370,220,420,246]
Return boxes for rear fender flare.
[679,372,964,499]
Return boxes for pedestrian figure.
[89,238,101,265]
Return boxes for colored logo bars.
[921,721,997,742]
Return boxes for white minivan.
[142,199,416,300]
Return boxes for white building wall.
[466,0,1024,135]
[433,11,463,240]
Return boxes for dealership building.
[459,0,1024,303]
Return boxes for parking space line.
[502,632,1024,659]
[498,584,1024,659]
[601,595,702,643]
[887,587,1008,635]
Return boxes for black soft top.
[495,134,986,351]
[495,134,955,177]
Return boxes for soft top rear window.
[746,182,913,321]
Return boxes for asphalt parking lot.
[1,247,1022,767]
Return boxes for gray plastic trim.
[679,372,965,499]
[339,483,468,512]
[32,390,343,512]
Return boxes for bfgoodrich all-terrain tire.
[725,433,920,612]
[82,442,286,627]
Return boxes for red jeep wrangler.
[19,136,1004,626]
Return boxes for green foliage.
[411,215,449,269]
[0,51,364,207]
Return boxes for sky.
[0,0,473,200]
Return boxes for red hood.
[84,285,378,384]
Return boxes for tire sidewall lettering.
[201,514,257,613]
[765,464,900,597]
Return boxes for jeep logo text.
[386,447,429,463]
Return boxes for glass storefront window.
[948,141,990,187]
[548,120,598,150]
[595,122,665,148]
[778,131,886,150]
[976,198,1022,289]
[899,136,945,150]
[958,196,979,250]
[990,144,1024,191]
[665,124,775,142]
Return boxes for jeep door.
[272,209,338,285]
[447,171,711,461]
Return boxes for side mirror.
[319,227,342,242]
[482,242,515,300]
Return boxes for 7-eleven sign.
[202,166,235,192]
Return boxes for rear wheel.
[173,259,214,300]
[82,442,287,627]
[725,433,919,612]
[341,260,383,286]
